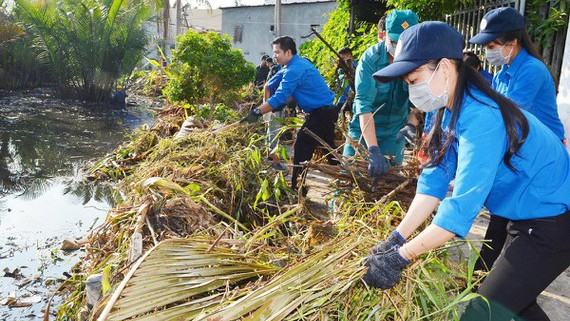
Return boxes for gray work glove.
[367,145,389,178]
[396,123,417,145]
[370,230,406,255]
[363,246,410,289]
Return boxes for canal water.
[0,89,155,320]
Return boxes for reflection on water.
[0,89,154,320]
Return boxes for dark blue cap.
[373,21,464,83]
[469,7,525,45]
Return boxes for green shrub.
[300,0,377,84]
[182,103,239,123]
[386,0,469,20]
[163,30,255,104]
[0,8,52,89]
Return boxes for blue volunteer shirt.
[423,110,451,134]
[480,69,493,84]
[492,48,565,140]
[267,55,334,112]
[417,87,570,238]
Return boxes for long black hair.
[423,59,529,170]
[494,29,556,81]
[494,29,543,63]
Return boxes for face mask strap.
[503,43,515,62]
[428,60,450,107]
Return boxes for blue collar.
[504,48,529,77]
[286,54,300,67]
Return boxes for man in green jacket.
[343,10,419,178]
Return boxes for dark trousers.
[475,215,510,271]
[461,210,570,321]
[291,107,338,190]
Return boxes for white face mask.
[485,45,513,66]
[408,63,449,113]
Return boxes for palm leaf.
[97,238,277,321]
[195,238,364,321]
[97,234,366,321]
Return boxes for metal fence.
[446,0,569,84]
[446,0,523,73]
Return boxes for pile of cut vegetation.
[55,103,482,321]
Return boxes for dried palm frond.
[96,238,277,321]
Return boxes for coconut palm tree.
[14,0,153,102]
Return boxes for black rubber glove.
[367,145,389,178]
[241,108,262,123]
[370,230,406,255]
[396,123,417,145]
[363,246,410,289]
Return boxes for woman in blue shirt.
[363,21,570,321]
[469,7,567,273]
[470,7,565,140]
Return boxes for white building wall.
[221,1,337,64]
[557,27,570,151]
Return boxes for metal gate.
[445,0,568,84]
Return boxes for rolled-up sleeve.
[432,109,505,238]
[417,144,458,200]
[267,66,302,110]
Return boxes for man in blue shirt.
[243,36,337,191]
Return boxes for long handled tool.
[302,26,355,91]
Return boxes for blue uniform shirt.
[267,55,334,112]
[343,42,410,163]
[492,48,565,140]
[417,87,570,238]
[350,42,410,137]
[423,110,451,134]
[423,111,435,133]
[480,69,493,84]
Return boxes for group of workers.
[248,7,570,321]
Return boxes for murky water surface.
[0,89,155,320]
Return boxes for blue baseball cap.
[373,21,464,83]
[469,7,525,45]
[386,10,419,41]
